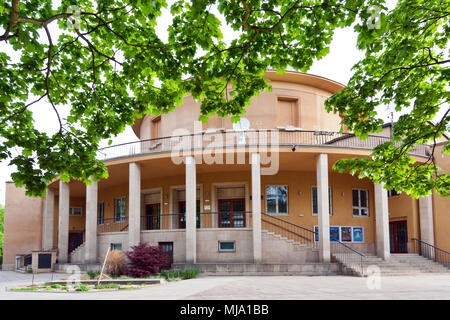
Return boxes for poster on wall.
[330,227,340,242]
[341,227,352,242]
[314,226,319,242]
[352,227,364,242]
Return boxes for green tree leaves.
[0,0,448,198]
[326,0,449,197]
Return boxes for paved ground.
[0,271,449,300]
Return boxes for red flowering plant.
[125,242,169,278]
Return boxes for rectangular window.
[69,207,82,216]
[352,189,369,217]
[312,186,333,216]
[218,241,235,252]
[110,243,122,251]
[276,98,299,127]
[97,202,104,225]
[266,185,288,214]
[114,197,126,222]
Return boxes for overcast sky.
[0,0,445,205]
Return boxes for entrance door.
[389,220,408,253]
[159,242,173,270]
[218,199,245,228]
[145,203,161,230]
[178,201,200,229]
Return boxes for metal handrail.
[261,212,316,246]
[96,129,430,160]
[330,241,366,276]
[411,238,450,268]
[262,212,316,234]
[412,238,450,254]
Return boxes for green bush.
[75,283,90,292]
[87,270,101,279]
[50,284,62,289]
[160,268,199,280]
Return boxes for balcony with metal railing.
[97,212,254,234]
[96,129,430,161]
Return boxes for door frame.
[389,220,408,253]
[145,203,161,230]
[218,198,246,228]
[177,200,201,228]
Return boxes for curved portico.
[37,71,433,269]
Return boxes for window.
[218,241,235,252]
[276,98,299,127]
[388,189,400,198]
[97,202,104,225]
[110,243,122,251]
[69,207,82,216]
[151,116,161,139]
[352,189,369,217]
[266,186,288,214]
[114,197,126,222]
[312,186,333,216]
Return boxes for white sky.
[0,0,446,205]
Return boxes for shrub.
[104,250,128,277]
[160,268,199,280]
[75,283,90,292]
[87,270,101,279]
[95,283,120,290]
[125,242,168,278]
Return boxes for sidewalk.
[0,271,449,300]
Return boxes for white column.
[251,153,262,263]
[375,183,390,260]
[42,188,55,250]
[419,195,434,245]
[58,181,70,263]
[317,154,330,263]
[85,180,98,263]
[185,156,197,264]
[128,163,141,248]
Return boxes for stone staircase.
[260,230,319,264]
[333,253,450,277]
[69,243,86,264]
[174,229,338,276]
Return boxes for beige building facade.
[2,71,449,271]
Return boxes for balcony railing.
[97,217,129,233]
[98,212,253,233]
[96,129,430,161]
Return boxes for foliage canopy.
[0,0,448,197]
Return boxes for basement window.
[218,241,235,252]
[110,243,122,251]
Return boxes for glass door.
[389,220,408,253]
[145,203,161,230]
[178,200,200,229]
[218,199,245,228]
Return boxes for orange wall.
[432,143,450,251]
[2,183,43,266]
[139,81,342,139]
[91,170,375,246]
[388,193,420,250]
